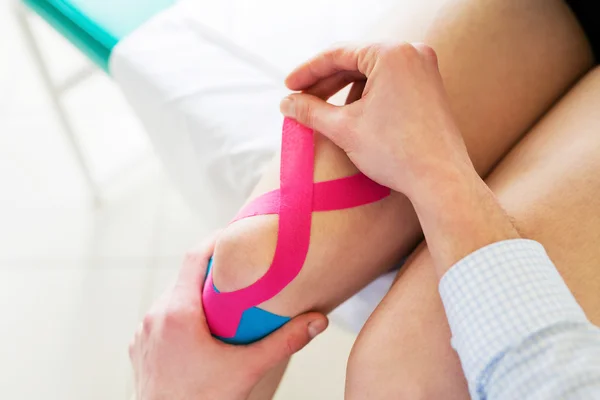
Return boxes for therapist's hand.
[129,234,328,400]
[281,42,520,274]
[280,42,474,202]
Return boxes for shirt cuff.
[439,239,588,387]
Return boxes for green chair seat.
[23,0,175,71]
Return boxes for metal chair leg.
[13,1,102,207]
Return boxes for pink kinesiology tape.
[203,118,391,339]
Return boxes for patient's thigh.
[346,66,600,399]
[210,0,593,319]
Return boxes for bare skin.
[346,66,600,399]
[210,0,593,397]
[212,0,591,325]
[130,50,600,399]
[129,237,328,400]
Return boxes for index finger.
[177,232,220,292]
[285,44,381,91]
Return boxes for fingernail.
[308,319,327,339]
[280,97,295,117]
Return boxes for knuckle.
[284,335,299,356]
[362,44,386,71]
[163,309,181,326]
[376,44,396,61]
[328,42,352,61]
[306,58,320,80]
[183,249,203,265]
[163,312,181,331]
[370,42,411,71]
[128,341,135,359]
[413,43,438,66]
[381,41,417,63]
[183,250,196,262]
[329,46,344,65]
[142,314,155,333]
[296,99,313,126]
[377,42,440,73]
[419,43,437,58]
[397,41,417,54]
[163,306,190,328]
[396,42,419,62]
[135,324,143,338]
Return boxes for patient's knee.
[204,215,296,344]
[210,215,277,292]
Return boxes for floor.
[0,1,355,398]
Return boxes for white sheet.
[111,0,399,331]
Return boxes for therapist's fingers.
[246,312,328,374]
[280,93,353,148]
[304,70,365,101]
[285,44,383,90]
[177,233,219,298]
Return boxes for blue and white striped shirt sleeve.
[439,239,600,399]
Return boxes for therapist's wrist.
[405,158,477,212]
[411,163,521,276]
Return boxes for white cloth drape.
[111,0,399,331]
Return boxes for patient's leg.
[346,65,600,399]
[210,0,591,326]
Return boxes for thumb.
[247,312,328,372]
[280,93,347,144]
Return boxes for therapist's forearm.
[406,154,600,399]
[409,163,520,277]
